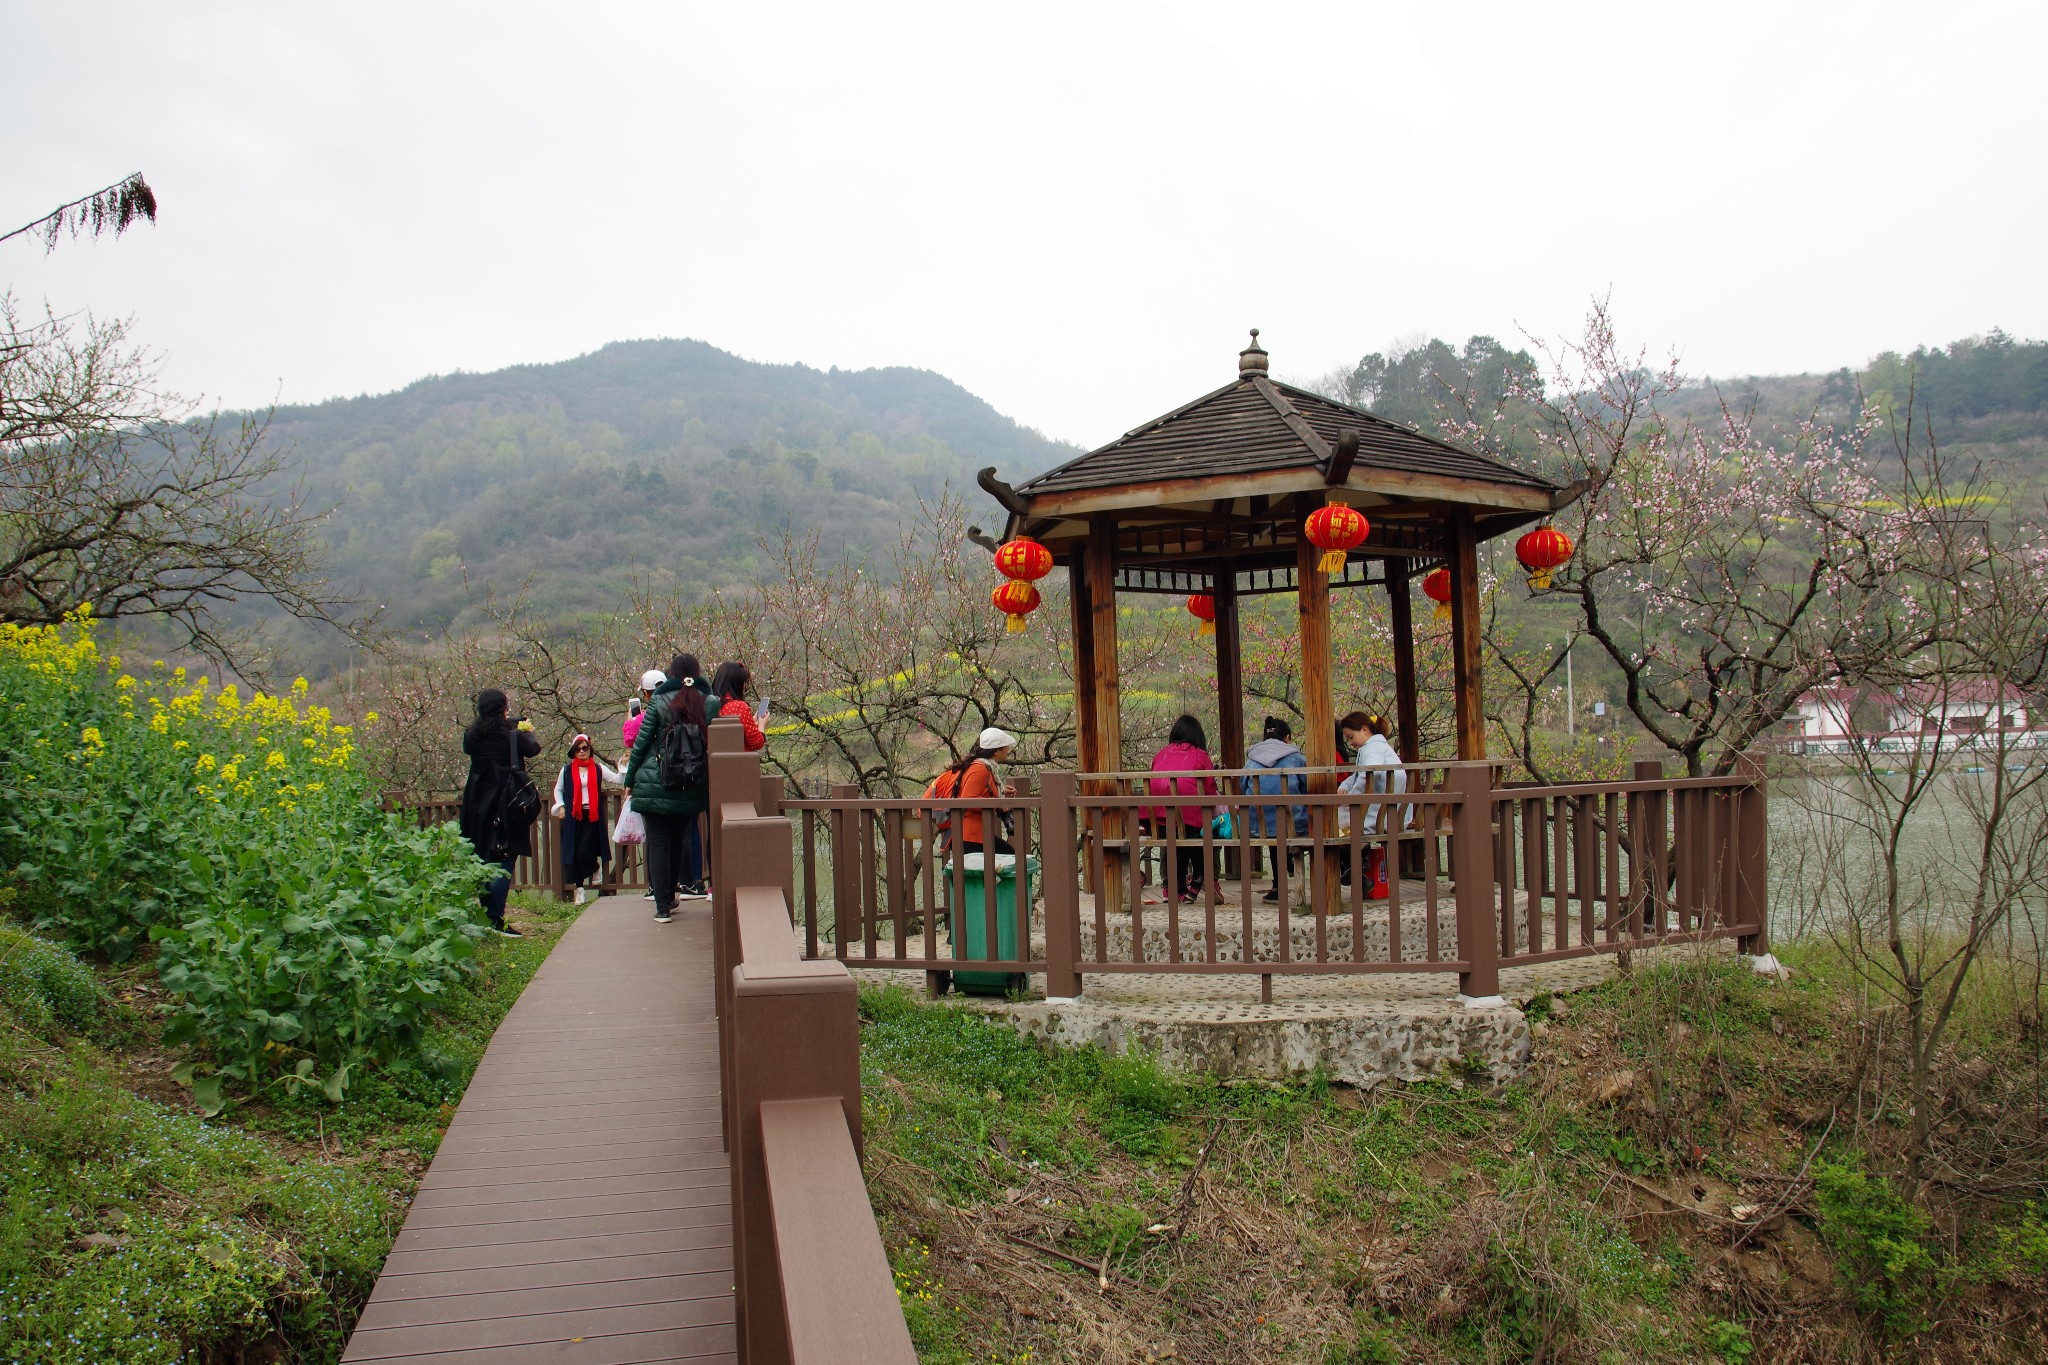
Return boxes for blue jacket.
[1242,737,1308,837]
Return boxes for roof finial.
[1238,327,1268,378]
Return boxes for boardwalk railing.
[707,721,917,1365]
[781,756,1768,1003]
[394,791,708,897]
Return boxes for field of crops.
[0,610,489,1108]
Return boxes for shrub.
[0,925,101,1035]
[1813,1154,1939,1337]
[0,613,489,1102]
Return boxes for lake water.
[1767,770,2047,952]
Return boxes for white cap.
[979,726,1018,751]
[639,669,668,691]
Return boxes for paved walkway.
[341,897,735,1365]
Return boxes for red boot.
[1365,846,1390,901]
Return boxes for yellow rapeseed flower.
[265,750,288,771]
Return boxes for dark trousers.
[958,837,1015,857]
[681,817,703,885]
[1172,828,1205,896]
[1260,844,1301,887]
[480,857,515,928]
[644,811,691,913]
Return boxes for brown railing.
[780,757,1767,1002]
[1490,759,1769,968]
[708,722,917,1365]
[394,791,680,897]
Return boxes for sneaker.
[654,910,673,924]
[572,887,587,906]
[642,890,656,900]
[493,924,524,938]
[678,882,709,900]
[1261,888,1280,903]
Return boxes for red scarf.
[568,758,603,821]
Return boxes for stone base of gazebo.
[824,922,1735,1090]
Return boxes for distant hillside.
[246,340,1077,671]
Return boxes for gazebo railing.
[770,758,1767,1001]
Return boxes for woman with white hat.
[924,726,1018,856]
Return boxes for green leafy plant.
[0,615,490,1104]
[1813,1155,1939,1338]
[0,926,101,1034]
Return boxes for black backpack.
[657,711,707,791]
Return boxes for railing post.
[1734,752,1769,955]
[729,890,862,1365]
[1633,758,1667,935]
[1039,771,1082,1000]
[829,782,860,956]
[757,772,786,818]
[719,814,794,1167]
[1451,763,1500,1004]
[707,718,748,896]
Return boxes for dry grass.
[859,951,2048,1364]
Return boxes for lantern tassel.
[1197,620,1215,637]
[1529,568,1553,590]
[1433,603,1452,624]
[1317,549,1346,574]
[1006,615,1028,634]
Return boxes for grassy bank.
[858,954,2048,1364]
[0,891,576,1364]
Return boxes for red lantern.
[994,535,1053,583]
[1186,593,1217,637]
[1304,502,1369,575]
[992,580,1041,634]
[1421,565,1453,624]
[1515,525,1574,590]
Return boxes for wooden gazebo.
[980,330,1580,780]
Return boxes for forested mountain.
[1308,330,2048,477]
[218,327,2044,679]
[245,340,1076,671]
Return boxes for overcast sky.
[4,1,2043,447]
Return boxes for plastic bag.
[612,795,646,845]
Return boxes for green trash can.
[947,853,1037,996]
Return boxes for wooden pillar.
[1387,559,1421,765]
[1447,508,1487,761]
[1213,570,1245,768]
[1084,519,1126,895]
[1067,557,1099,772]
[1297,515,1338,912]
[1083,518,1123,776]
[1386,558,1423,877]
[1296,512,1336,779]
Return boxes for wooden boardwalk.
[341,897,735,1365]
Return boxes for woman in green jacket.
[622,660,712,923]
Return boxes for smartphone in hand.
[754,693,770,723]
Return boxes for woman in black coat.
[459,688,541,937]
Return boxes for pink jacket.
[1144,742,1217,826]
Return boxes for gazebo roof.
[994,332,1571,536]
